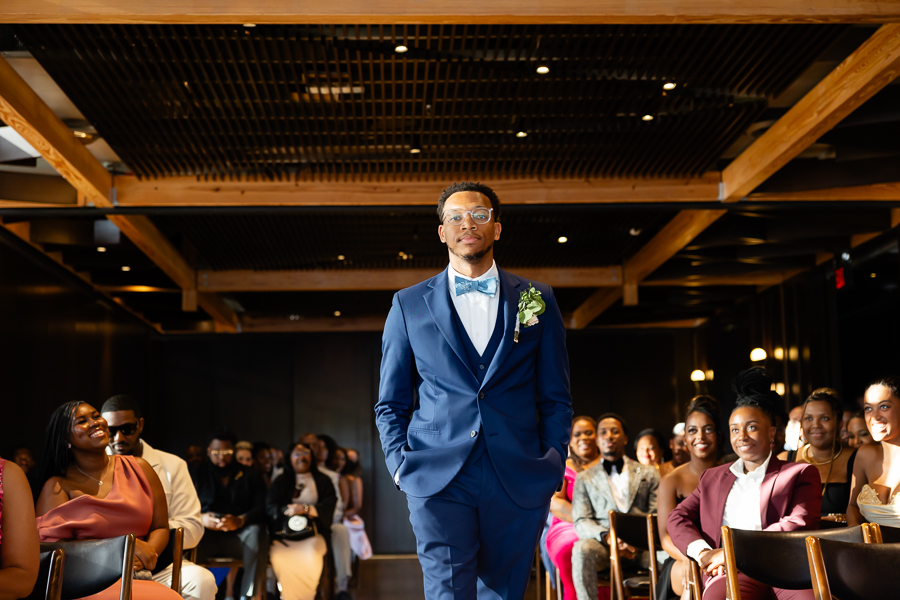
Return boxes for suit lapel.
[713,467,736,544]
[759,456,780,528]
[625,457,642,511]
[480,268,523,390]
[424,267,476,380]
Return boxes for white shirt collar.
[730,450,773,480]
[448,260,498,283]
[105,438,160,468]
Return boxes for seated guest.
[571,413,661,600]
[35,401,182,600]
[12,445,40,501]
[301,433,352,600]
[267,442,336,600]
[847,377,900,528]
[341,447,364,516]
[546,416,601,600]
[252,443,273,488]
[790,389,855,521]
[185,446,205,469]
[656,396,721,600]
[667,368,821,600]
[191,432,268,600]
[102,395,217,600]
[635,429,665,470]
[659,423,689,477]
[0,454,39,600]
[235,442,254,468]
[846,410,873,449]
[271,446,285,481]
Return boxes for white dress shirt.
[447,261,500,355]
[686,451,772,562]
[603,460,631,512]
[109,440,205,549]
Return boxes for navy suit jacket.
[375,265,573,509]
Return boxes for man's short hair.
[597,412,629,437]
[210,430,238,446]
[436,182,502,223]
[101,394,142,419]
[236,440,253,451]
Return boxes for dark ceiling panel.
[15,23,846,181]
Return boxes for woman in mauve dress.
[35,401,182,600]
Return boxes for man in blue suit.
[375,182,574,599]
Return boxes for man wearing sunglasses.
[376,182,573,600]
[102,395,217,600]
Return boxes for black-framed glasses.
[108,423,138,437]
[209,449,235,457]
[443,207,493,225]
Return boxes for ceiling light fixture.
[121,266,131,272]
[536,66,550,74]
[516,131,528,138]
[690,370,706,382]
[289,314,300,321]
[410,147,421,154]
[750,348,767,362]
[243,23,256,27]
[96,247,107,253]
[337,255,346,261]
[871,272,877,278]
[395,45,409,53]
[774,383,786,396]
[841,252,851,261]
[663,82,677,90]
[557,236,568,244]
[334,310,342,317]
[629,228,642,236]
[642,114,654,121]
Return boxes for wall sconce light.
[705,370,715,381]
[773,347,784,360]
[690,370,706,382]
[750,348,767,362]
[774,382,786,395]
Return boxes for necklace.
[76,457,108,486]
[802,444,843,466]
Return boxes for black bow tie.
[602,457,624,475]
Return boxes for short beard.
[449,241,493,263]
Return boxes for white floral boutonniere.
[514,284,546,343]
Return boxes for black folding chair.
[23,548,65,600]
[608,511,658,600]
[152,527,185,592]
[806,535,900,600]
[39,533,135,600]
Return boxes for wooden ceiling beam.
[0,55,237,331]
[645,270,803,287]
[722,24,900,203]
[749,182,900,202]
[566,288,623,330]
[2,1,898,24]
[113,174,721,207]
[198,266,622,292]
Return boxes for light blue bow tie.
[454,276,498,297]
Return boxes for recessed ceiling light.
[121,266,131,272]
[289,314,300,321]
[871,272,877,278]
[841,252,851,261]
[96,246,107,253]
[243,23,256,28]
[337,254,346,261]
[516,131,528,138]
[334,310,342,317]
[73,131,89,139]
[536,66,550,74]
[557,236,568,243]
[629,228,642,236]
[395,45,408,53]
[663,82,677,90]
[642,114,654,121]
[410,147,421,154]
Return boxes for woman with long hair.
[847,377,900,528]
[545,416,601,600]
[792,388,855,520]
[35,401,180,600]
[267,441,337,600]
[667,368,821,600]
[656,396,721,600]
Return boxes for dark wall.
[0,234,149,461]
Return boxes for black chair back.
[153,528,185,592]
[728,526,865,590]
[40,534,135,600]
[24,548,65,600]
[611,512,653,551]
[812,537,900,599]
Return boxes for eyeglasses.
[209,449,235,457]
[292,450,312,458]
[442,208,493,225]
[108,423,138,437]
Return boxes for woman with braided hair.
[667,367,821,600]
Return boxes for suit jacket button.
[470,430,478,437]
[478,392,485,399]
[479,364,485,370]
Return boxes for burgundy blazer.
[667,455,822,554]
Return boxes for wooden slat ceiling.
[15,24,845,181]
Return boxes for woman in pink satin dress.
[546,416,601,600]
[35,401,182,600]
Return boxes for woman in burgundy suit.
[667,368,822,600]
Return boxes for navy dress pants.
[406,445,551,600]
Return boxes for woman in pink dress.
[0,455,40,600]
[35,401,182,600]
[546,416,601,600]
